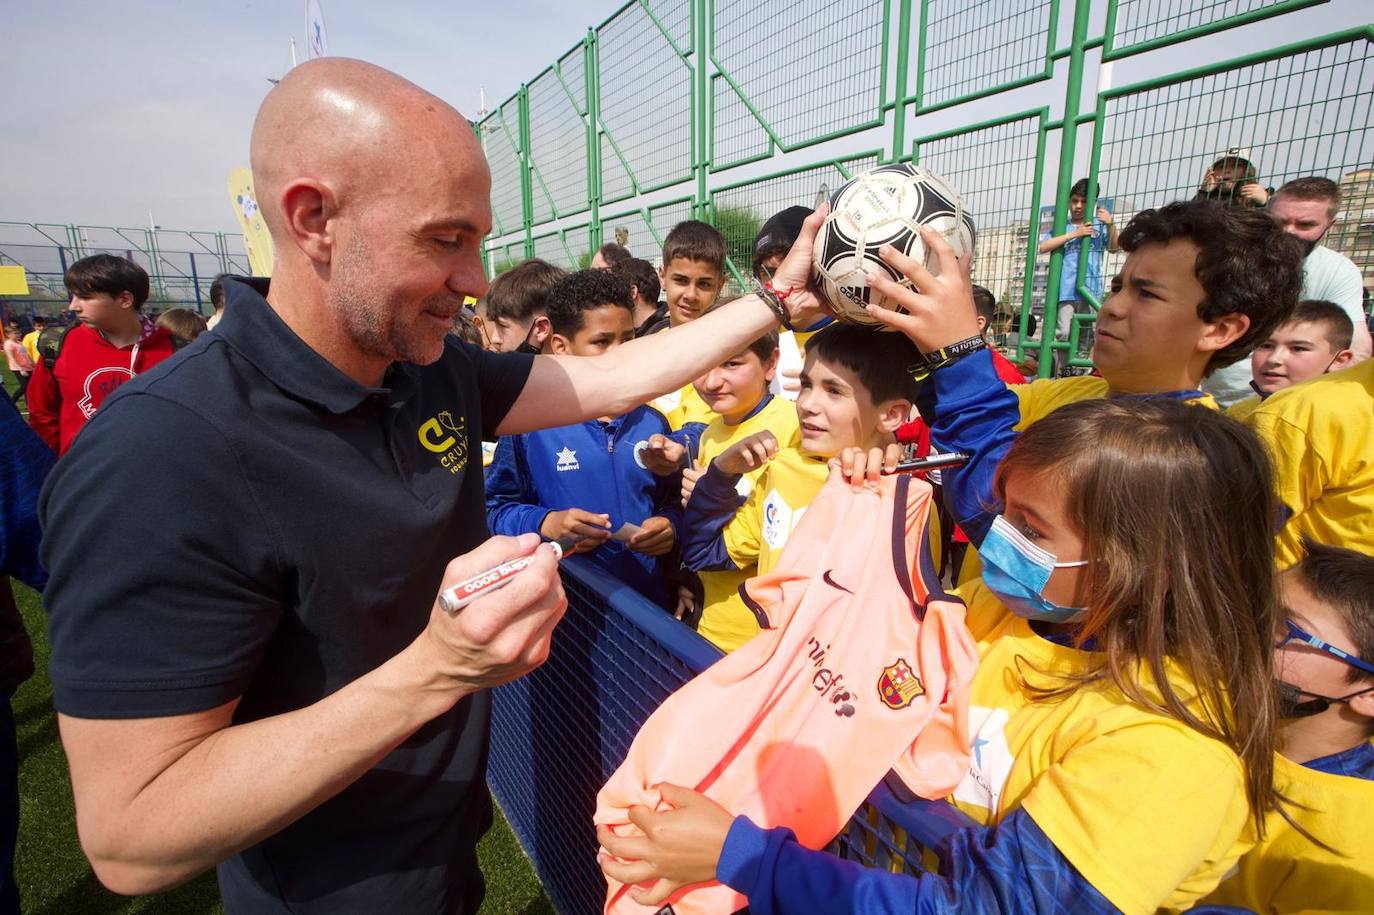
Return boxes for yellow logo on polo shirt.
[418,411,468,474]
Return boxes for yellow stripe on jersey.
[695,397,801,651]
[951,580,1253,915]
[1243,360,1374,568]
[1202,747,1374,913]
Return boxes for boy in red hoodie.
[27,255,177,454]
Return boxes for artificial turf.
[3,364,554,914]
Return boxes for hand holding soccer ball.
[810,164,976,333]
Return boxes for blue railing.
[487,554,969,915]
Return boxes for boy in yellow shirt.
[1204,539,1374,912]
[648,220,729,438]
[1244,357,1374,566]
[674,326,797,650]
[1227,298,1353,422]
[680,324,917,619]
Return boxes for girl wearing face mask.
[597,396,1285,915]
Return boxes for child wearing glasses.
[1203,538,1374,912]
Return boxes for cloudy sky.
[1,0,609,233]
[2,0,1365,239]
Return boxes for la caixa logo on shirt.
[417,411,469,474]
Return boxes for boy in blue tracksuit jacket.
[486,269,682,611]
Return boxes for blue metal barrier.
[488,554,970,914]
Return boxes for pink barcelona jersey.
[595,470,979,915]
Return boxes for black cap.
[752,206,812,257]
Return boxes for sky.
[1,0,1366,241]
[0,0,614,233]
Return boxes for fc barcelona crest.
[877,658,925,710]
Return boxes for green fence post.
[1036,0,1093,379]
[518,85,534,259]
[694,0,709,220]
[891,0,913,161]
[587,30,602,250]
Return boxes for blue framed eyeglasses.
[1276,619,1374,679]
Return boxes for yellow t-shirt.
[654,383,717,433]
[1226,394,1261,423]
[950,580,1253,914]
[720,446,830,579]
[1202,746,1374,914]
[21,330,40,363]
[1243,360,1374,569]
[694,396,801,651]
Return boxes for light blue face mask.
[981,515,1090,623]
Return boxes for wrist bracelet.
[912,335,987,380]
[754,282,794,331]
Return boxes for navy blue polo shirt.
[40,278,533,913]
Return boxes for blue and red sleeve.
[717,808,1117,915]
[918,349,1021,549]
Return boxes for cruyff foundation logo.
[418,411,469,474]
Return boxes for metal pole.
[1036,0,1093,379]
[190,253,203,313]
[891,0,913,160]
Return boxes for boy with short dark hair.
[26,254,176,454]
[486,269,682,610]
[650,220,730,444]
[612,257,665,337]
[681,325,919,628]
[482,258,566,354]
[1204,538,1374,912]
[591,241,632,271]
[1228,299,1354,421]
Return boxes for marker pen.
[438,536,578,615]
[884,452,970,474]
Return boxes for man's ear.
[1328,348,1355,373]
[530,315,552,345]
[976,315,988,335]
[278,178,337,265]
[875,398,911,435]
[115,291,136,311]
[547,331,571,356]
[1198,312,1251,355]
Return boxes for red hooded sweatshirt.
[26,317,177,454]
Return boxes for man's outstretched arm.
[498,210,827,436]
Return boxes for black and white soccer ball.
[812,164,976,331]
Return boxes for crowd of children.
[460,190,1372,913]
[6,173,1370,913]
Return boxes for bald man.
[38,59,825,913]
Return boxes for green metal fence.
[481,0,1373,377]
[0,221,249,318]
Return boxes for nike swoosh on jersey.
[822,570,853,594]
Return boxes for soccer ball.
[812,164,976,331]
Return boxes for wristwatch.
[913,335,987,380]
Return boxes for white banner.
[306,0,329,59]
